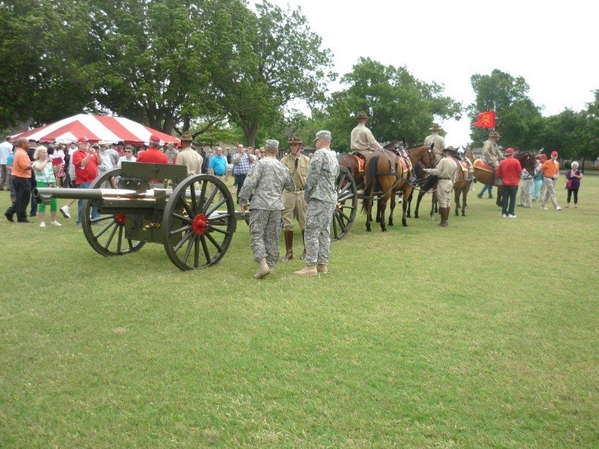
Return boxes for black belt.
[439,177,451,180]
[543,176,554,179]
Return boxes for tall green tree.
[0,0,94,132]
[322,58,461,152]
[87,0,222,134]
[469,69,543,150]
[207,0,335,147]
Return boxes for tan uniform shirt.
[424,133,446,164]
[280,153,310,190]
[175,148,203,176]
[350,124,380,151]
[482,139,502,164]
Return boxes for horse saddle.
[459,159,473,173]
[473,159,493,173]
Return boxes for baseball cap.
[505,148,514,155]
[77,136,89,143]
[149,134,161,143]
[551,150,558,157]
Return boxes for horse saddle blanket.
[459,159,473,173]
[473,159,492,173]
[351,153,366,173]
[398,157,411,174]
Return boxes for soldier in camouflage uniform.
[294,130,340,277]
[239,139,295,279]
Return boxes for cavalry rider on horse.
[482,130,503,172]
[424,123,446,166]
[350,111,381,159]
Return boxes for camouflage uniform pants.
[304,199,335,266]
[249,209,282,268]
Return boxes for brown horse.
[361,144,434,232]
[362,149,407,232]
[338,153,366,189]
[409,153,474,219]
[472,152,536,206]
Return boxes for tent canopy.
[14,114,180,146]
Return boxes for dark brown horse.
[472,152,536,206]
[361,144,434,231]
[409,153,474,219]
[362,149,408,232]
[338,153,366,190]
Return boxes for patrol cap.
[264,139,279,151]
[313,130,332,142]
[288,133,303,144]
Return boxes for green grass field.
[1,174,598,448]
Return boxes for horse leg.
[388,193,395,226]
[365,199,372,232]
[406,191,413,218]
[414,190,425,219]
[430,192,436,220]
[379,198,387,232]
[402,198,409,227]
[462,189,468,216]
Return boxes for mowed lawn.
[1,172,598,448]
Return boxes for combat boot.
[294,265,318,277]
[282,230,293,261]
[317,264,328,274]
[254,258,271,279]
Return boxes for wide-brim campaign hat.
[430,123,442,131]
[489,130,501,138]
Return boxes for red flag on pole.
[472,111,496,129]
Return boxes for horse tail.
[362,154,380,212]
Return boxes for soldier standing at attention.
[295,130,339,277]
[424,123,446,165]
[280,133,310,261]
[239,140,295,279]
[350,111,380,158]
[423,146,458,227]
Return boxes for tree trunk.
[243,122,259,148]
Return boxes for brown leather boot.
[300,230,306,260]
[438,207,449,227]
[282,230,294,261]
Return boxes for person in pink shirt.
[496,147,522,218]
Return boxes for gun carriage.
[35,162,357,270]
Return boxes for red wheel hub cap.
[115,213,126,225]
[192,214,209,235]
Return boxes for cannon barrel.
[34,187,155,205]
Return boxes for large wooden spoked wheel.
[332,165,358,241]
[162,174,236,271]
[82,168,146,256]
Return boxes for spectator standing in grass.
[4,138,33,223]
[239,139,295,279]
[531,155,544,201]
[540,150,561,211]
[496,147,522,218]
[32,146,61,227]
[0,136,12,190]
[565,161,582,208]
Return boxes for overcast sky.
[254,0,598,146]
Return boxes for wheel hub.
[192,213,209,235]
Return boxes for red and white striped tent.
[13,114,180,146]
